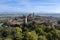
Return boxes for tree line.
[0,22,60,40]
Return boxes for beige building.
[2,13,58,27]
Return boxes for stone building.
[2,13,58,27]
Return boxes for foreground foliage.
[0,23,60,40]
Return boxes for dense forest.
[0,22,60,40]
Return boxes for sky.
[0,0,60,13]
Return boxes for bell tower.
[33,12,35,21]
[33,12,34,17]
[23,15,27,24]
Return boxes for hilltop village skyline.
[1,13,59,28]
[0,12,60,40]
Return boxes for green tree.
[4,38,12,40]
[12,27,22,40]
[0,37,2,40]
[24,31,38,40]
[38,35,47,40]
[47,33,53,40]
[36,28,44,36]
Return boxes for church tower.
[33,12,34,17]
[23,15,27,24]
[33,12,35,21]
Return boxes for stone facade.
[2,13,58,27]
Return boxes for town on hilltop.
[2,13,60,28]
[0,13,60,40]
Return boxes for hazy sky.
[0,0,60,13]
